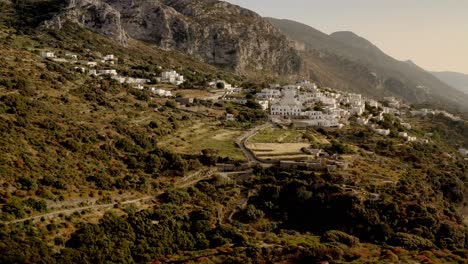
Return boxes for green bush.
[321,230,360,247]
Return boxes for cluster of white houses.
[262,82,371,128]
[252,81,434,143]
[39,50,185,86]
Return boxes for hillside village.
[1,8,467,262]
[39,49,467,149]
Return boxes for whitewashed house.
[98,69,117,76]
[256,100,269,111]
[400,122,412,130]
[374,129,390,136]
[350,105,365,115]
[399,132,408,139]
[82,61,97,67]
[256,88,281,100]
[366,99,379,108]
[149,88,172,97]
[459,148,468,156]
[89,69,97,76]
[356,117,369,125]
[160,70,185,85]
[226,113,235,121]
[410,109,434,116]
[384,97,400,108]
[270,104,302,116]
[40,51,55,58]
[103,54,115,61]
[66,53,78,60]
[133,84,144,90]
[111,76,126,83]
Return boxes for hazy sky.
[226,0,468,74]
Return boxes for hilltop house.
[459,148,468,156]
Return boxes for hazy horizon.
[226,0,468,75]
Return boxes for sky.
[226,0,468,74]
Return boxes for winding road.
[236,123,272,165]
[5,169,216,225]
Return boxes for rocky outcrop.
[42,0,129,46]
[43,0,302,76]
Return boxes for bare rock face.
[42,0,129,46]
[44,0,302,76]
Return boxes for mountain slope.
[42,0,302,76]
[432,71,468,95]
[267,18,468,115]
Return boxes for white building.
[103,54,115,61]
[160,70,185,85]
[66,53,78,60]
[350,105,365,116]
[357,117,369,125]
[410,109,434,117]
[210,80,232,89]
[40,51,55,58]
[294,119,342,128]
[98,69,117,76]
[133,84,144,90]
[256,100,269,111]
[366,99,379,108]
[383,107,398,114]
[226,113,235,121]
[150,88,172,97]
[256,88,281,100]
[384,97,400,108]
[407,136,417,142]
[270,104,302,116]
[399,132,408,139]
[89,69,97,76]
[82,61,97,67]
[459,148,468,156]
[400,122,412,130]
[374,129,390,136]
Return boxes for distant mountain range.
[431,71,468,95]
[17,0,468,115]
[266,18,468,115]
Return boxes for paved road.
[236,123,272,165]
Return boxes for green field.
[158,122,246,161]
[249,128,307,143]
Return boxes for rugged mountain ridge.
[432,71,468,95]
[39,0,468,114]
[43,0,302,76]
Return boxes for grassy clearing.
[249,128,306,143]
[158,122,245,161]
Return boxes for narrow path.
[5,169,216,225]
[236,123,272,165]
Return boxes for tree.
[216,82,225,89]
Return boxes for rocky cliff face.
[43,0,302,76]
[42,0,129,46]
